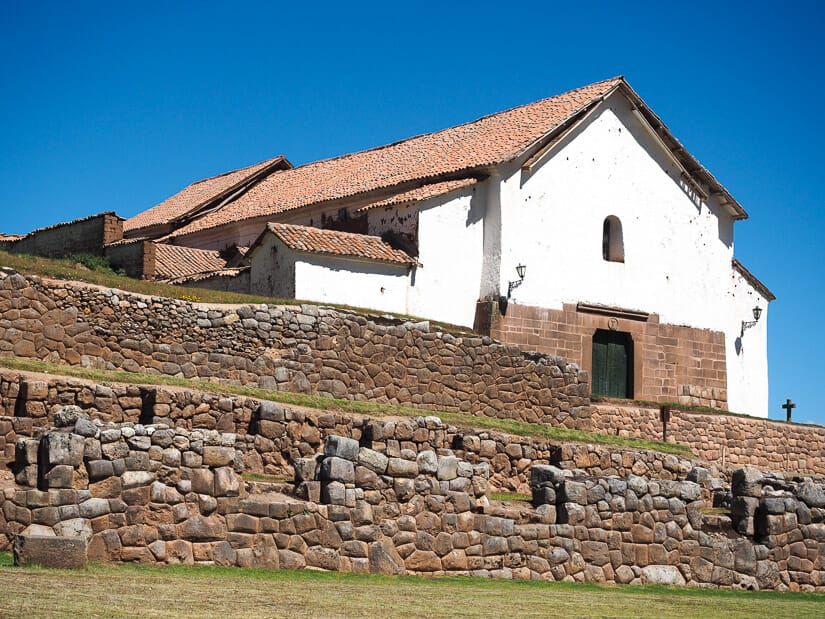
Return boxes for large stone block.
[358,448,388,474]
[731,468,763,498]
[14,535,87,569]
[44,432,85,467]
[320,457,355,484]
[324,436,360,462]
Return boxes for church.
[52,77,780,417]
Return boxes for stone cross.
[782,398,796,422]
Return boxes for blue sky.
[1,2,823,424]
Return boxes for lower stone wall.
[592,404,825,476]
[481,301,727,409]
[3,419,823,590]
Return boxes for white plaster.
[405,186,486,327]
[499,92,736,333]
[726,267,770,417]
[294,255,410,314]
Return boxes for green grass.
[0,355,693,457]
[0,552,822,618]
[0,250,472,333]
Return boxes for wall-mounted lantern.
[740,306,762,336]
[507,264,527,299]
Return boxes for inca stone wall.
[0,369,695,494]
[3,416,823,590]
[0,271,590,428]
[592,404,825,476]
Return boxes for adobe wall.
[0,271,590,428]
[592,403,825,476]
[9,212,123,258]
[480,301,727,410]
[105,240,156,279]
[3,421,823,590]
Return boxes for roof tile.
[124,156,289,234]
[265,223,416,265]
[153,244,227,281]
[170,78,623,237]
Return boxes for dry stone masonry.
[2,408,823,590]
[0,270,590,428]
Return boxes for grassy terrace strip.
[0,250,473,334]
[1,553,823,618]
[0,355,693,457]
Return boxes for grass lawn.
[0,553,822,618]
[0,355,692,457]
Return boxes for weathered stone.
[416,451,438,475]
[731,468,763,498]
[358,448,388,474]
[436,456,459,481]
[213,467,240,497]
[14,534,86,569]
[324,436,360,461]
[202,446,235,467]
[797,482,825,508]
[641,565,686,586]
[387,458,418,478]
[320,457,355,484]
[44,432,85,467]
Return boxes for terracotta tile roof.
[357,178,479,212]
[163,266,249,285]
[124,156,291,234]
[262,223,416,266]
[0,234,24,242]
[732,259,776,301]
[170,78,624,237]
[153,243,228,281]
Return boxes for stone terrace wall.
[0,369,694,494]
[3,421,823,590]
[530,465,825,590]
[593,404,825,476]
[0,271,590,428]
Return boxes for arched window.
[602,216,624,262]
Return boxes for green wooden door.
[592,330,631,398]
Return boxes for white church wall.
[294,254,410,315]
[726,268,771,417]
[404,186,486,327]
[498,91,736,334]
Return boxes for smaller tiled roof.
[0,234,24,242]
[732,259,776,301]
[164,266,249,285]
[124,156,291,234]
[262,223,416,266]
[357,178,479,212]
[153,243,228,281]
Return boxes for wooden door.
[592,330,632,398]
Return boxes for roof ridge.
[284,77,625,174]
[187,155,288,187]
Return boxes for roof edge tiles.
[254,223,416,266]
[357,177,480,212]
[732,258,776,301]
